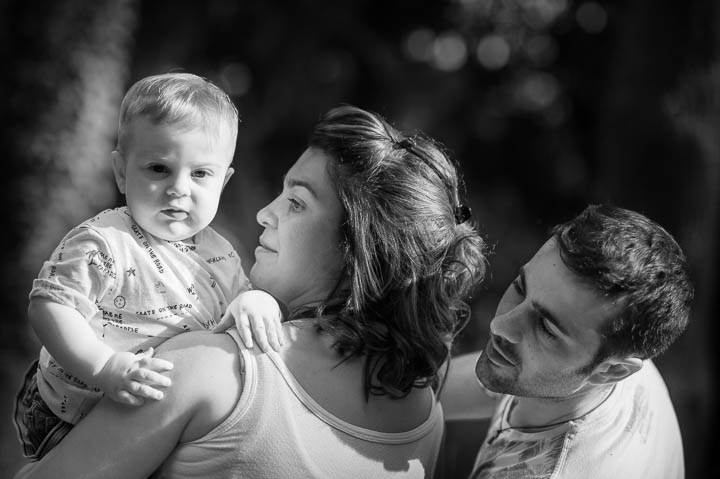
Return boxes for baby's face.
[112,116,235,241]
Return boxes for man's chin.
[475,353,515,395]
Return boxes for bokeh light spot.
[515,72,560,110]
[476,34,511,70]
[431,32,467,72]
[314,50,348,83]
[405,28,435,62]
[520,0,569,30]
[576,2,607,33]
[525,35,558,67]
[219,62,252,97]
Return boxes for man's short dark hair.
[553,205,693,363]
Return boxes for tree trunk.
[0,0,138,472]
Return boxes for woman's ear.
[587,357,643,385]
[111,151,127,194]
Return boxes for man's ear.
[222,166,235,189]
[587,357,643,385]
[111,151,127,194]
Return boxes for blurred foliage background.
[1,0,717,476]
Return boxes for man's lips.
[486,335,517,367]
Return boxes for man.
[442,205,693,478]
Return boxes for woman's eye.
[288,198,303,212]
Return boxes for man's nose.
[489,308,525,344]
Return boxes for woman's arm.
[440,351,498,421]
[14,330,243,479]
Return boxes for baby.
[14,73,281,459]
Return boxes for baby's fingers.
[274,310,284,347]
[249,315,273,353]
[233,312,254,349]
[130,368,172,388]
[113,390,145,407]
[212,311,235,333]
[137,355,174,373]
[264,314,282,352]
[127,381,165,401]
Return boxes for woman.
[15,105,486,478]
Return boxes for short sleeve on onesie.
[30,225,117,319]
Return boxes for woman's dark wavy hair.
[291,105,487,399]
[553,205,693,367]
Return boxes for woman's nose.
[489,308,524,344]
[256,198,278,228]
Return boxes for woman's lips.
[255,245,272,254]
[257,236,277,253]
[256,240,277,253]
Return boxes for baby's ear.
[222,166,235,189]
[587,357,643,386]
[111,151,128,194]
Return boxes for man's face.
[475,237,620,398]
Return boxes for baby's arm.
[29,298,173,406]
[213,290,283,352]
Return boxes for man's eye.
[512,277,524,295]
[539,317,556,339]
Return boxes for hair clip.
[454,204,472,224]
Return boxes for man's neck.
[508,384,615,429]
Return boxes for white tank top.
[153,329,445,478]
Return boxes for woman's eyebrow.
[283,175,318,199]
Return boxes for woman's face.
[250,147,346,310]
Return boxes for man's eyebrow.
[520,267,570,337]
[283,175,318,199]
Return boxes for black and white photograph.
[1,1,717,477]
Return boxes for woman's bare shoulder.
[279,321,435,432]
[154,330,244,442]
[156,329,237,355]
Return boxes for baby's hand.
[213,290,283,352]
[96,348,174,406]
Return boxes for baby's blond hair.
[117,72,238,154]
